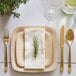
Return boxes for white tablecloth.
[0,0,76,76]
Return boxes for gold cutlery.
[3,28,9,73]
[60,26,64,73]
[66,29,74,73]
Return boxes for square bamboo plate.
[11,26,58,73]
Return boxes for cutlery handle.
[60,46,64,73]
[4,44,8,73]
[68,46,71,73]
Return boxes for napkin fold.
[24,28,45,69]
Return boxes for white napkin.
[24,28,45,69]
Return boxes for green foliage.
[0,0,27,18]
[33,35,39,59]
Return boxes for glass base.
[45,7,60,21]
[62,3,76,14]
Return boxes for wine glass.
[44,0,62,21]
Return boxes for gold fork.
[3,28,9,73]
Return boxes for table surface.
[0,0,76,76]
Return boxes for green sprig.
[33,35,39,59]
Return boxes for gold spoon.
[66,29,74,73]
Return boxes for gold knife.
[60,26,64,73]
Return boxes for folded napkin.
[24,28,45,69]
[16,30,52,68]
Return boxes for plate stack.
[11,26,58,73]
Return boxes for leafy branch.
[0,0,27,18]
